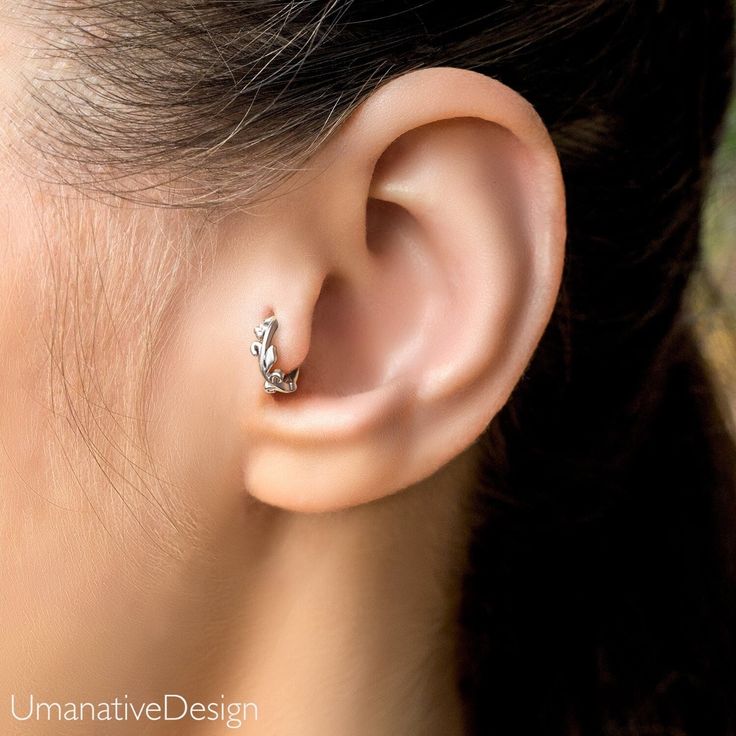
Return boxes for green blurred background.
[699,81,736,416]
[704,85,736,312]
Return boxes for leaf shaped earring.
[250,314,300,394]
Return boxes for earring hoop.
[250,314,300,394]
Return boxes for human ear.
[183,67,566,513]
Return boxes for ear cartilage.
[250,314,300,395]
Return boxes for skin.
[0,14,566,736]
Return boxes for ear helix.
[250,314,301,395]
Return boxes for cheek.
[0,185,221,700]
[0,179,56,510]
[143,242,257,510]
[0,182,213,532]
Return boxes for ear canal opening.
[287,273,384,398]
[285,195,436,400]
[365,197,413,256]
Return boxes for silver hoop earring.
[250,314,300,394]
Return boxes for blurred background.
[705,88,736,314]
[697,81,736,421]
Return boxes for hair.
[16,1,736,734]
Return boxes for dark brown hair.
[23,1,736,734]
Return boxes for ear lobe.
[243,68,566,513]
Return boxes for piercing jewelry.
[250,314,300,394]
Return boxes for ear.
[238,67,566,513]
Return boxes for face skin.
[0,12,566,736]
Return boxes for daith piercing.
[250,314,300,394]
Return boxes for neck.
[222,450,477,736]
[1,433,477,736]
